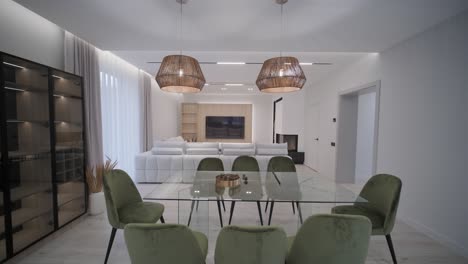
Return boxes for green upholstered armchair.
[332,174,402,264]
[124,223,208,264]
[188,157,226,227]
[265,156,301,225]
[215,226,287,264]
[103,169,165,264]
[286,214,372,264]
[229,156,263,225]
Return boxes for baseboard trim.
[401,216,468,259]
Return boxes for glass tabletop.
[143,170,367,204]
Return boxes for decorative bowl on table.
[215,174,241,188]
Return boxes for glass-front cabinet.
[52,70,86,227]
[0,52,86,261]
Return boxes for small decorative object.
[86,157,117,216]
[216,174,241,188]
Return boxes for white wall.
[304,54,381,178]
[275,90,306,151]
[355,91,376,183]
[304,11,468,256]
[151,80,183,140]
[183,94,273,144]
[0,0,64,69]
[377,11,468,255]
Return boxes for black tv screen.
[206,116,245,139]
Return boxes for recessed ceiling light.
[225,83,244,86]
[221,87,227,91]
[216,62,246,65]
[204,83,210,86]
[248,88,254,91]
[299,62,314,65]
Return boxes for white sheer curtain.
[99,51,142,178]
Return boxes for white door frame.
[335,81,381,183]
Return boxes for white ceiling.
[14,0,468,52]
[13,0,468,94]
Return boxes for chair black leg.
[291,202,296,214]
[187,200,196,226]
[296,202,303,224]
[221,199,226,212]
[268,201,275,226]
[256,201,264,226]
[265,199,269,213]
[228,201,236,225]
[385,234,398,264]
[104,228,117,264]
[159,215,165,223]
[196,200,200,211]
[216,199,224,227]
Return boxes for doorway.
[335,81,380,183]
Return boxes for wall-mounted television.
[206,116,245,139]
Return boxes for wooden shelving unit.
[181,103,198,142]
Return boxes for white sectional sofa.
[134,140,289,183]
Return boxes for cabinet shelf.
[4,82,48,94]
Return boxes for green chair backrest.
[358,174,402,234]
[232,156,260,172]
[215,226,287,264]
[103,169,142,228]
[287,214,371,264]
[267,156,296,172]
[124,223,206,264]
[197,157,224,171]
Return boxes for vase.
[88,192,105,216]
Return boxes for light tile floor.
[6,166,468,264]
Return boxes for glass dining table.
[143,169,367,230]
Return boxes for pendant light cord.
[280,3,283,58]
[179,0,183,55]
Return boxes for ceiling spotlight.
[248,88,254,91]
[221,87,227,91]
[299,62,314,65]
[225,83,244,86]
[216,62,246,65]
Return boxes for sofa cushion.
[256,148,288,155]
[223,148,256,156]
[186,148,219,155]
[153,141,186,149]
[151,147,184,155]
[256,143,287,149]
[186,142,219,149]
[221,143,255,150]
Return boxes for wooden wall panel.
[197,104,252,143]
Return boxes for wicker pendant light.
[256,0,306,93]
[155,0,205,93]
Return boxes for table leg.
[187,200,196,226]
[216,199,224,227]
[268,201,275,226]
[257,201,264,226]
[228,201,236,225]
[296,201,303,224]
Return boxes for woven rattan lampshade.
[256,56,306,93]
[156,55,205,93]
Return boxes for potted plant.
[86,158,117,215]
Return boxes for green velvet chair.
[229,156,263,225]
[124,223,208,264]
[332,174,402,264]
[215,226,287,264]
[103,169,165,264]
[286,214,372,264]
[265,156,300,225]
[188,157,225,226]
